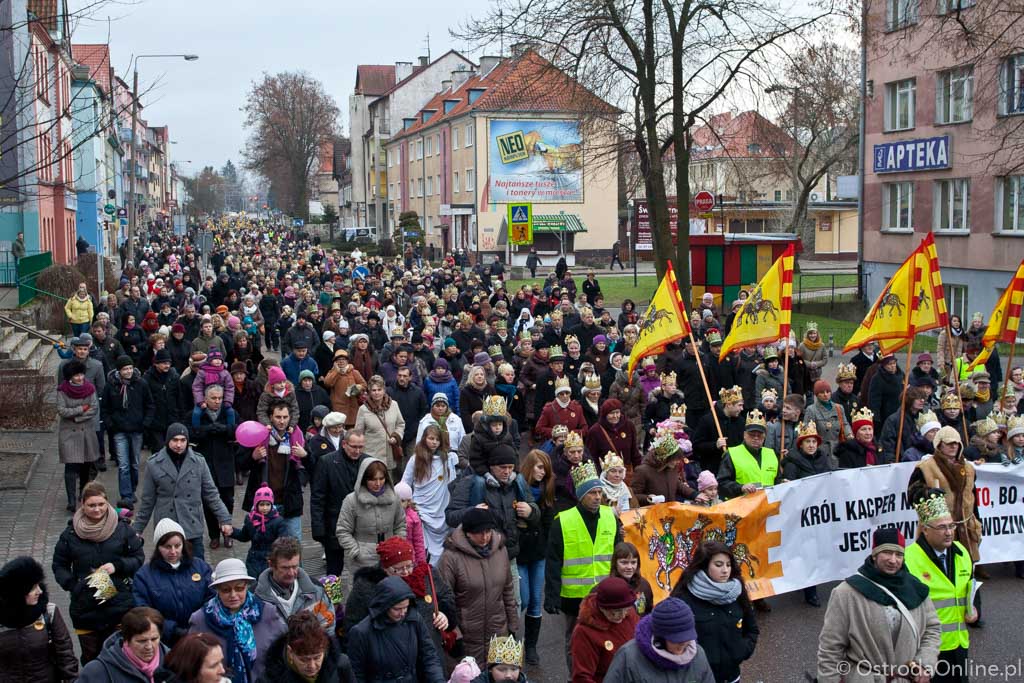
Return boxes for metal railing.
[0,312,63,346]
[793,271,862,314]
[16,252,53,307]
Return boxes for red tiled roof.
[355,65,396,96]
[391,50,617,142]
[374,50,474,99]
[27,0,58,30]
[691,111,796,160]
[72,44,111,95]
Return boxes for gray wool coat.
[57,357,105,429]
[56,390,100,464]
[336,457,406,572]
[132,446,231,540]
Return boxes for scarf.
[975,387,991,403]
[470,541,492,558]
[203,592,262,683]
[599,473,629,505]
[634,616,698,671]
[768,365,781,376]
[846,556,930,609]
[122,642,161,683]
[687,570,742,605]
[201,362,224,385]
[864,441,877,466]
[403,563,432,599]
[556,397,570,409]
[950,326,963,337]
[366,392,392,415]
[72,504,118,542]
[802,336,823,350]
[817,396,835,412]
[429,367,452,383]
[58,379,96,400]
[249,504,279,533]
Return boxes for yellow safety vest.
[558,506,616,599]
[727,444,778,487]
[904,541,971,652]
[954,357,972,382]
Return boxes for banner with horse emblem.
[968,259,1024,372]
[627,260,691,381]
[718,244,795,360]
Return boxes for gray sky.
[71,0,483,175]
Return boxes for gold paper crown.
[958,382,976,400]
[990,411,1009,429]
[915,410,939,430]
[584,375,602,391]
[973,417,999,438]
[565,431,584,449]
[719,385,743,404]
[487,634,524,667]
[518,329,532,341]
[660,370,677,384]
[488,344,505,358]
[914,489,952,526]
[670,403,687,420]
[601,451,625,471]
[571,461,600,491]
[835,363,857,382]
[458,312,474,324]
[555,376,572,393]
[706,329,723,345]
[549,345,565,360]
[940,391,962,410]
[551,424,569,439]
[565,334,580,347]
[796,420,819,442]
[495,319,508,330]
[482,395,507,418]
[85,569,118,604]
[852,406,874,424]
[760,387,779,402]
[651,433,681,462]
[1007,414,1024,436]
[745,409,767,429]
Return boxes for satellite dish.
[810,192,821,202]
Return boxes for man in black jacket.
[191,384,239,550]
[674,342,715,429]
[388,366,428,468]
[310,429,366,575]
[142,348,181,452]
[101,356,155,508]
[692,385,748,475]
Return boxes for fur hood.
[0,556,46,628]
[647,386,685,404]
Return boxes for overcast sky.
[71,0,483,175]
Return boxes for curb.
[0,451,40,490]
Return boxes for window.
[465,169,474,191]
[410,180,415,198]
[999,55,1024,115]
[938,0,974,13]
[747,143,761,155]
[436,175,441,195]
[425,136,432,157]
[465,124,474,147]
[933,178,970,231]
[426,176,433,195]
[997,175,1024,232]
[417,139,423,160]
[774,190,782,202]
[885,79,916,131]
[388,150,392,168]
[936,67,973,124]
[418,178,424,197]
[453,171,460,193]
[436,135,441,155]
[453,129,459,150]
[886,0,918,30]
[945,284,968,322]
[882,182,913,230]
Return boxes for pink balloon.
[236,420,269,448]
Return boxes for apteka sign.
[873,135,951,174]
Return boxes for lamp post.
[126,54,198,263]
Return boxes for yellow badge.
[321,443,328,449]
[438,475,444,482]
[620,432,626,439]
[424,595,433,604]
[33,619,45,630]
[604,640,614,651]
[570,412,576,418]
[736,619,743,629]
[192,573,202,582]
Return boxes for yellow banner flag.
[627,261,691,382]
[718,245,795,360]
[872,234,949,355]
[968,260,1024,371]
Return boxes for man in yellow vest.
[545,460,622,671]
[717,408,782,500]
[904,488,976,683]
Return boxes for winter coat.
[76,632,170,683]
[132,556,213,644]
[188,597,286,683]
[642,388,686,447]
[445,470,538,562]
[459,384,494,433]
[56,356,105,425]
[632,451,697,505]
[346,577,446,683]
[0,600,78,683]
[144,366,182,433]
[255,383,300,429]
[674,583,758,683]
[51,516,144,632]
[232,378,262,423]
[753,367,786,405]
[692,407,746,474]
[569,592,640,683]
[465,418,516,475]
[189,406,238,488]
[609,372,644,434]
[102,368,155,434]
[231,513,287,579]
[803,400,853,464]
[56,389,100,464]
[64,294,94,324]
[388,383,429,446]
[835,439,889,468]
[783,446,835,481]
[238,428,307,519]
[604,635,715,683]
[132,446,232,541]
[295,384,330,432]
[518,355,548,419]
[253,568,335,633]
[868,367,905,429]
[879,410,924,463]
[323,367,366,425]
[256,632,355,683]
[535,398,589,441]
[355,401,405,469]
[437,528,518,665]
[336,458,406,572]
[674,352,715,412]
[310,450,365,543]
[423,374,460,415]
[280,353,319,387]
[189,333,225,359]
[586,406,640,470]
[281,323,319,356]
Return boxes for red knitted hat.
[376,536,414,569]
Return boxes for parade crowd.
[1,217,1019,683]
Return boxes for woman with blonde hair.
[354,375,405,471]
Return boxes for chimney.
[511,41,535,57]
[418,55,429,67]
[441,80,452,92]
[451,69,473,88]
[479,55,501,75]
[395,61,413,82]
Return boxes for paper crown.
[549,345,566,360]
[1001,385,1018,400]
[720,385,744,404]
[760,387,779,402]
[745,409,767,430]
[805,321,818,332]
[652,433,682,462]
[915,410,940,432]
[565,334,580,347]
[661,370,677,384]
[571,460,600,491]
[914,489,952,525]
[601,451,625,471]
[851,406,875,429]
[518,329,532,341]
[835,362,857,382]
[458,312,474,324]
[551,424,569,439]
[796,420,820,443]
[495,319,508,330]
[762,345,779,360]
[706,330,722,345]
[990,411,1009,430]
[958,382,976,400]
[940,391,962,410]
[488,634,524,667]
[670,403,687,420]
[973,417,999,438]
[1008,414,1024,438]
[555,376,572,393]
[584,375,602,391]
[565,431,584,449]
[85,569,118,604]
[482,395,507,418]
[488,344,505,358]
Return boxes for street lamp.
[126,53,199,262]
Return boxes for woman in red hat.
[569,576,640,683]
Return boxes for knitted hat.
[697,470,718,492]
[153,518,185,546]
[448,658,481,683]
[165,423,189,442]
[813,380,831,395]
[394,481,413,501]
[595,577,636,610]
[116,355,134,370]
[171,323,186,334]
[230,361,247,375]
[650,598,697,643]
[376,536,414,569]
[72,333,93,347]
[461,507,498,534]
[932,425,962,450]
[431,392,449,406]
[323,411,346,428]
[487,444,518,467]
[871,527,905,556]
[207,347,223,361]
[299,369,316,382]
[267,366,286,385]
[571,461,602,498]
[444,337,458,348]
[253,485,275,506]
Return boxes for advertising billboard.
[488,119,583,203]
[0,0,21,205]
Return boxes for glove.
[544,603,561,615]
[649,495,666,504]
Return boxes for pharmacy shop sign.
[873,135,950,174]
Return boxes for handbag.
[374,409,404,464]
[425,562,463,657]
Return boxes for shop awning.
[533,214,588,233]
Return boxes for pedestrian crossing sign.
[508,203,533,246]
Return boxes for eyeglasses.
[387,562,415,576]
[928,523,958,532]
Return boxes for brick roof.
[355,65,396,96]
[691,110,796,160]
[27,0,58,30]
[391,49,617,142]
[72,44,111,95]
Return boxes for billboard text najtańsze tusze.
[487,119,583,203]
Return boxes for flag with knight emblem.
[627,261,691,382]
[968,260,1024,371]
[718,245,795,360]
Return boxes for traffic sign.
[293,218,305,227]
[507,203,533,246]
[117,208,127,218]
[103,203,116,215]
[694,190,716,213]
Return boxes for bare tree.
[241,72,339,220]
[183,166,225,217]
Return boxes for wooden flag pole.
[780,342,790,457]
[689,333,724,442]
[944,322,970,439]
[894,339,915,463]
[1002,341,1016,407]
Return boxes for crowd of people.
[0,217,1016,682]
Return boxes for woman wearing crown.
[585,399,640,475]
[580,376,604,427]
[597,453,638,514]
[642,371,686,451]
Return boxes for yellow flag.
[873,234,949,354]
[627,261,691,381]
[719,245,794,360]
[968,260,1024,371]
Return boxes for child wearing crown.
[598,452,638,514]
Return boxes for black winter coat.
[515,475,555,565]
[692,407,746,475]
[238,446,306,519]
[310,451,366,542]
[868,367,905,429]
[167,337,191,373]
[257,633,355,683]
[674,583,759,683]
[101,369,154,433]
[782,448,835,480]
[388,384,429,446]
[296,385,330,433]
[233,378,262,423]
[674,351,714,412]
[189,406,238,488]
[143,366,181,432]
[445,471,539,562]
